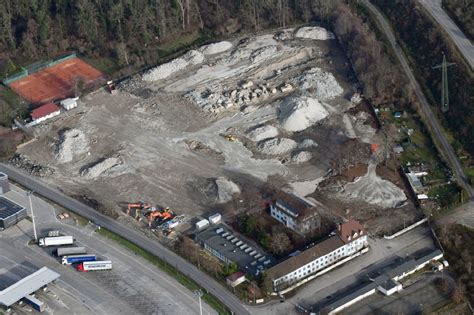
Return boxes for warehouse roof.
[0,196,26,220]
[31,103,60,120]
[0,267,60,307]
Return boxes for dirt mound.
[80,157,124,179]
[292,151,312,163]
[142,50,204,81]
[9,153,55,177]
[291,67,343,100]
[55,129,89,163]
[257,137,297,155]
[279,96,329,132]
[250,45,278,63]
[295,26,335,40]
[200,41,233,55]
[215,177,241,203]
[247,125,279,142]
[338,163,406,208]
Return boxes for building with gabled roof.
[30,103,60,123]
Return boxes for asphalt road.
[0,163,251,315]
[362,0,474,200]
[418,0,474,70]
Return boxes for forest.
[372,0,474,157]
[442,0,473,41]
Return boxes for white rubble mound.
[292,151,312,164]
[247,125,279,142]
[81,157,123,179]
[295,26,335,40]
[250,45,278,63]
[340,163,407,208]
[215,177,240,203]
[142,50,204,81]
[292,67,343,100]
[200,41,233,55]
[257,137,297,155]
[279,96,329,132]
[298,139,318,149]
[55,129,89,163]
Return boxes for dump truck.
[38,236,74,247]
[62,254,96,265]
[77,260,112,272]
[55,246,87,257]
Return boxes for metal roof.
[0,267,60,307]
[0,196,26,220]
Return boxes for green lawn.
[96,228,231,315]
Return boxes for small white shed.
[60,98,78,110]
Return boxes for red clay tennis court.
[8,57,104,105]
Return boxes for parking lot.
[0,184,216,314]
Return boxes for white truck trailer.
[38,236,74,247]
[77,260,112,272]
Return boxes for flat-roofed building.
[0,196,27,230]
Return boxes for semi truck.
[55,246,87,257]
[62,254,96,265]
[77,260,112,272]
[38,236,74,247]
[22,294,45,312]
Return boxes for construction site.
[12,26,420,237]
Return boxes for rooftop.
[195,224,275,276]
[0,196,26,220]
[226,271,246,282]
[0,267,60,307]
[273,192,314,217]
[337,219,366,244]
[31,103,60,120]
[267,236,344,280]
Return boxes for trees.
[268,232,290,254]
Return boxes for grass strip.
[96,228,231,314]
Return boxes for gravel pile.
[143,50,204,81]
[80,157,123,179]
[116,75,145,93]
[298,139,318,149]
[292,151,312,163]
[55,129,89,163]
[215,177,241,203]
[295,26,335,40]
[200,41,233,55]
[9,154,55,177]
[257,137,297,155]
[279,96,329,132]
[291,67,343,100]
[247,125,279,142]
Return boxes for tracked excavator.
[126,202,152,220]
[146,207,174,227]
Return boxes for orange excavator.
[126,202,152,220]
[146,207,174,227]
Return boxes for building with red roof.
[30,103,60,123]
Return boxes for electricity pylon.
[433,52,455,112]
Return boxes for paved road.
[0,163,251,315]
[362,0,474,200]
[418,0,474,70]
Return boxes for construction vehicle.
[224,134,237,142]
[126,202,152,219]
[146,207,175,227]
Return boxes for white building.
[268,220,368,292]
[269,192,321,235]
[60,98,78,110]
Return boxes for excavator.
[126,202,152,220]
[146,207,174,227]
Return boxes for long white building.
[268,220,368,291]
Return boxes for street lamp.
[194,289,203,315]
[27,191,38,243]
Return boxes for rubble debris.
[298,139,318,149]
[55,129,89,163]
[257,137,297,155]
[295,26,335,40]
[200,41,233,55]
[280,83,294,93]
[292,151,312,164]
[80,156,124,179]
[279,96,329,132]
[273,29,295,41]
[185,140,224,160]
[9,153,55,177]
[291,67,343,100]
[143,50,204,81]
[247,125,279,142]
[215,177,241,203]
[250,45,278,63]
[338,163,407,208]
